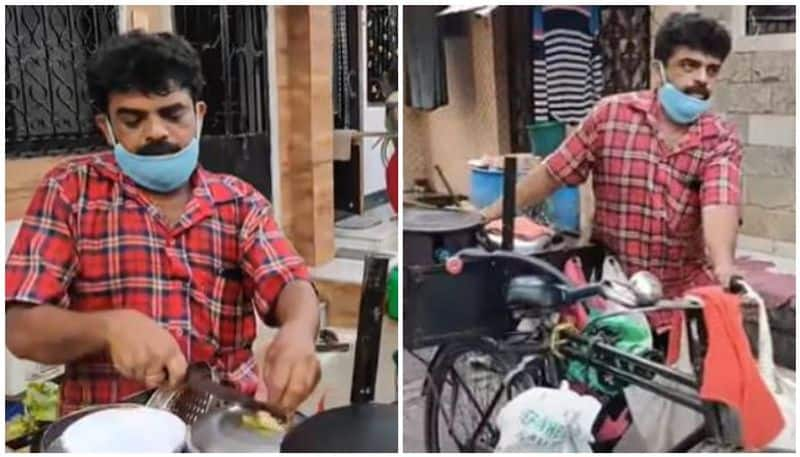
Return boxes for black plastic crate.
[404,242,606,350]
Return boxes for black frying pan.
[280,402,398,452]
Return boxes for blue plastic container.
[547,186,580,231]
[6,400,23,421]
[470,167,523,209]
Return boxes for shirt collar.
[631,89,709,153]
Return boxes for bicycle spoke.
[435,387,467,451]
[450,366,495,420]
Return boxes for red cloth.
[6,152,310,415]
[385,150,398,214]
[690,286,784,450]
[544,90,742,330]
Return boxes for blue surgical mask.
[656,62,710,125]
[106,117,202,193]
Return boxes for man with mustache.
[6,31,320,416]
[483,12,740,350]
[482,12,741,449]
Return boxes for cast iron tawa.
[280,403,398,452]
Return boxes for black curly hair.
[654,12,732,63]
[86,30,205,113]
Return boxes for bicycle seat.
[505,275,567,313]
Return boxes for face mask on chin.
[655,61,711,125]
[106,111,203,193]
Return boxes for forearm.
[481,164,562,221]
[273,280,319,339]
[702,205,739,271]
[6,304,111,364]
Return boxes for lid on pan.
[404,208,483,234]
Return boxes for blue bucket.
[470,167,523,209]
[547,186,580,231]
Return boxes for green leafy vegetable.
[24,381,59,422]
[6,415,37,441]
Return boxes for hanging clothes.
[532,6,603,125]
[599,7,651,95]
[333,6,351,128]
[404,5,448,110]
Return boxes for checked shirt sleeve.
[543,100,608,186]
[6,176,78,308]
[701,127,743,207]
[239,193,311,324]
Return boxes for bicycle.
[416,247,775,452]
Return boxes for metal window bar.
[746,6,796,35]
[5,5,118,158]
[366,6,398,104]
[173,6,270,137]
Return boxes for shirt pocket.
[191,263,245,316]
[663,170,702,237]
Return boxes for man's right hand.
[101,309,188,389]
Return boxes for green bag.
[566,312,653,396]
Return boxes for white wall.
[359,7,388,197]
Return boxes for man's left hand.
[259,322,320,413]
[714,263,738,290]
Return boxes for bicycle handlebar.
[452,248,761,310]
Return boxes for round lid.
[404,208,483,234]
[187,405,288,453]
[280,403,397,452]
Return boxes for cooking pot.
[404,208,483,266]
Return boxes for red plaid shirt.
[544,90,742,330]
[6,152,310,415]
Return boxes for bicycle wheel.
[423,338,550,452]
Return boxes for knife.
[186,367,288,423]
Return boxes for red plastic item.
[445,257,463,275]
[385,150,398,214]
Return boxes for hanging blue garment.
[532,6,603,125]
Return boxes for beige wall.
[404,11,510,196]
[121,5,173,32]
[696,5,796,255]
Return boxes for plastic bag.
[495,381,602,452]
[613,324,705,452]
[752,288,795,451]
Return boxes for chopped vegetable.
[241,411,285,437]
[6,415,37,441]
[5,381,60,443]
[24,381,59,422]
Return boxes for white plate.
[61,406,186,453]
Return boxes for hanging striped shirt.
[532,6,603,125]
